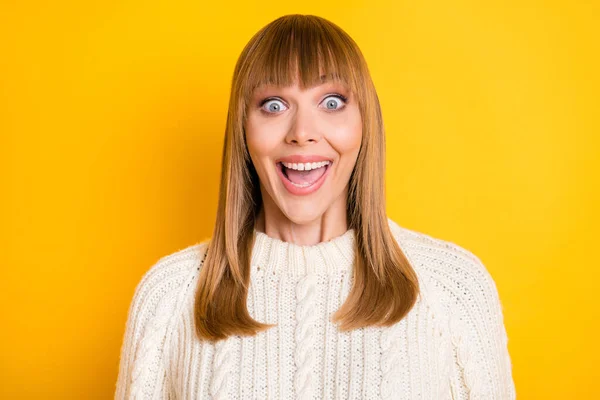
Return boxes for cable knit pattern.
[115,244,208,399]
[115,218,516,399]
[294,273,318,399]
[210,336,232,399]
[379,314,403,399]
[427,279,455,399]
[450,303,486,398]
[129,288,176,399]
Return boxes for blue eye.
[259,93,347,114]
[261,99,288,113]
[321,95,346,110]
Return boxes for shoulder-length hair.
[195,14,420,341]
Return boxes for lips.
[276,161,332,195]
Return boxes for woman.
[115,14,516,399]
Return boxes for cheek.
[244,118,282,168]
[245,119,267,156]
[328,111,362,153]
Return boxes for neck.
[250,224,356,276]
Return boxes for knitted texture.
[210,334,232,399]
[294,273,318,399]
[115,218,516,399]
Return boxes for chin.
[280,206,324,225]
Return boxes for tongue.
[285,165,327,184]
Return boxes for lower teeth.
[289,180,314,188]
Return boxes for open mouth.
[277,161,332,188]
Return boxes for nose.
[285,103,320,146]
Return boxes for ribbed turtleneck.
[250,227,356,276]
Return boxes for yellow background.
[1,1,598,398]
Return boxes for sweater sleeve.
[447,252,517,399]
[114,259,185,399]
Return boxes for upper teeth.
[281,161,331,171]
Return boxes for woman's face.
[244,79,362,226]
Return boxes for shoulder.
[123,241,210,342]
[388,219,501,320]
[130,241,210,314]
[137,241,209,289]
[386,217,500,301]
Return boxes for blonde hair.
[195,14,420,341]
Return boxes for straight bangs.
[238,16,366,115]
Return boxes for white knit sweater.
[115,218,516,399]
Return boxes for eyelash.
[258,93,348,114]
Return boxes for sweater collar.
[250,227,356,276]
